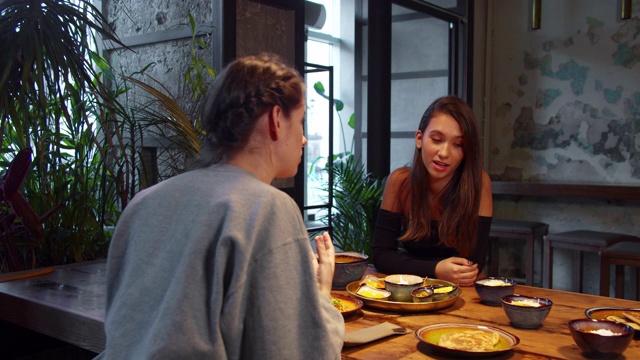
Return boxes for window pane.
[391,77,448,132]
[388,2,451,174]
[391,138,417,171]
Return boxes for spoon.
[392,326,411,334]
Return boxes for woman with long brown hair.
[372,96,493,286]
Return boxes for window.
[302,0,472,231]
[363,0,472,177]
[304,0,346,229]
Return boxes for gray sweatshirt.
[96,164,344,359]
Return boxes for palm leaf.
[124,75,202,161]
[320,154,383,255]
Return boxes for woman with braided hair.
[98,54,344,359]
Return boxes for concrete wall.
[103,0,214,109]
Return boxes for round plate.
[585,307,640,339]
[330,292,363,316]
[346,279,460,313]
[415,323,520,358]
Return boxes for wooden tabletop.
[1,260,639,359]
[339,267,640,359]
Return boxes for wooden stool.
[600,241,640,299]
[543,230,640,292]
[488,220,549,286]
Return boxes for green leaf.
[313,81,327,98]
[335,99,344,111]
[348,113,355,129]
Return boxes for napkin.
[343,322,411,347]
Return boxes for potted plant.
[0,0,212,271]
[0,0,128,270]
[310,82,384,288]
[311,82,384,256]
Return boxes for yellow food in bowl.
[414,289,431,298]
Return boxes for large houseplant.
[0,0,128,270]
[0,1,212,271]
[312,82,384,257]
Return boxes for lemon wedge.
[433,286,453,294]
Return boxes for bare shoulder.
[481,170,492,191]
[387,167,410,187]
[381,167,410,212]
[479,170,493,216]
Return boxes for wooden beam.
[492,181,640,200]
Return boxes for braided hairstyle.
[194,53,304,167]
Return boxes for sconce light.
[305,1,326,30]
[621,0,632,20]
[531,0,541,30]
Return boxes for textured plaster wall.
[102,0,293,189]
[485,0,640,297]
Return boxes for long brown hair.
[398,96,483,257]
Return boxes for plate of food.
[330,293,363,316]
[585,307,640,339]
[415,323,520,358]
[346,278,460,313]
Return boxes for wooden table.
[1,260,639,359]
[339,267,640,359]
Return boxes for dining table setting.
[333,265,640,359]
[0,258,639,359]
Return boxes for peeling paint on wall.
[490,1,640,184]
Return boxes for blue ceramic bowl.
[501,294,552,329]
[474,277,517,306]
[332,252,368,290]
[568,319,633,358]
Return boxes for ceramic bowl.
[474,277,517,306]
[332,252,368,290]
[384,274,425,302]
[501,294,552,329]
[411,286,434,303]
[568,319,633,358]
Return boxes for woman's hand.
[434,257,479,286]
[314,232,335,297]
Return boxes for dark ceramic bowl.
[501,294,552,329]
[474,277,517,306]
[332,252,368,290]
[411,286,434,303]
[568,319,633,358]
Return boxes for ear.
[415,130,423,149]
[268,105,283,141]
